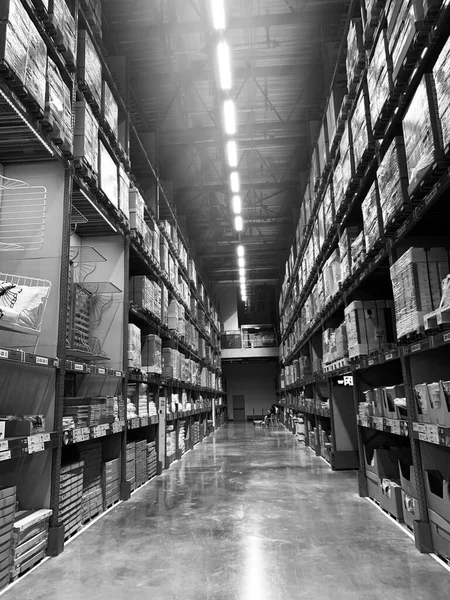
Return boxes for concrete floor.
[3,423,450,599]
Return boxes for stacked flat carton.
[126,442,136,491]
[128,324,141,369]
[79,442,103,522]
[102,458,120,508]
[0,486,15,590]
[147,441,157,479]
[345,300,397,358]
[137,384,148,416]
[339,227,359,283]
[162,348,176,378]
[387,0,417,80]
[434,37,450,152]
[346,18,364,88]
[135,440,147,487]
[390,247,450,339]
[74,100,99,171]
[367,29,393,128]
[11,509,52,580]
[131,276,154,312]
[59,461,84,540]
[77,30,102,109]
[129,189,146,238]
[377,137,408,229]
[45,57,73,148]
[402,75,441,193]
[350,86,371,171]
[192,421,200,445]
[168,299,179,332]
[0,0,47,110]
[64,396,114,428]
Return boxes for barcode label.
[28,443,45,454]
[0,451,11,461]
[0,441,9,452]
[115,371,122,377]
[36,356,49,366]
[0,349,9,359]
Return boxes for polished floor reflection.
[3,423,449,600]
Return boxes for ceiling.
[102,0,351,290]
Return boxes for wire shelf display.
[0,175,46,251]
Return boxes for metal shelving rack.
[277,0,450,558]
[0,0,225,588]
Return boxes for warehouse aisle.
[3,423,450,600]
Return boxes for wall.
[223,360,278,420]
[216,285,239,330]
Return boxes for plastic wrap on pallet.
[78,30,102,109]
[402,75,437,191]
[317,271,326,312]
[128,324,141,368]
[118,166,129,219]
[99,141,118,208]
[323,328,337,364]
[350,88,370,170]
[142,334,162,374]
[74,100,99,171]
[364,0,385,25]
[61,0,76,62]
[102,80,119,139]
[323,248,341,304]
[152,222,161,265]
[130,276,154,312]
[351,231,366,274]
[346,18,364,88]
[322,183,335,237]
[46,57,72,138]
[361,179,382,253]
[333,157,344,215]
[390,247,450,339]
[368,29,393,128]
[388,1,416,78]
[433,37,450,152]
[377,137,408,229]
[345,299,396,358]
[129,188,145,236]
[339,227,359,283]
[315,203,325,253]
[326,85,346,147]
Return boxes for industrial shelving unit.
[277,0,450,559]
[0,0,225,590]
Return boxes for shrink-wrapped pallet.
[142,334,162,374]
[345,300,396,358]
[45,57,73,144]
[362,179,383,253]
[128,324,141,369]
[350,86,371,171]
[346,18,364,88]
[129,188,145,236]
[367,29,393,128]
[77,30,102,109]
[377,137,408,229]
[102,80,119,139]
[118,166,130,219]
[433,37,450,152]
[99,141,118,208]
[339,227,359,283]
[74,100,99,171]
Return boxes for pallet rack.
[0,0,225,589]
[278,0,450,558]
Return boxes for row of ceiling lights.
[211,0,247,303]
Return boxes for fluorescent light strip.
[237,245,245,258]
[230,171,240,194]
[239,267,245,277]
[211,0,226,30]
[217,41,232,91]
[238,257,245,268]
[232,194,241,214]
[80,189,118,233]
[227,140,238,168]
[235,215,243,231]
[0,88,55,157]
[223,99,236,135]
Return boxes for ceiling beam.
[178,180,299,193]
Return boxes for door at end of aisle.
[232,395,246,421]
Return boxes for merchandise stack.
[0,486,15,590]
[141,335,162,374]
[59,461,84,540]
[344,299,396,358]
[74,100,99,172]
[126,442,136,491]
[162,348,176,378]
[77,29,102,110]
[178,422,186,456]
[10,509,52,581]
[128,324,142,369]
[45,58,73,150]
[130,276,154,313]
[102,458,121,508]
[136,384,148,416]
[79,442,103,523]
[63,397,115,428]
[434,36,450,152]
[147,441,157,479]
[148,393,157,417]
[166,429,176,460]
[135,440,147,487]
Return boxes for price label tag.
[419,432,427,441]
[0,441,9,452]
[368,359,375,366]
[373,417,384,431]
[36,356,49,366]
[444,332,450,343]
[411,344,421,353]
[74,363,83,371]
[413,423,426,433]
[98,368,106,375]
[115,371,122,377]
[0,349,9,359]
[141,416,149,427]
[28,442,44,454]
[391,421,401,435]
[111,422,122,434]
[385,353,394,361]
[0,451,11,461]
[385,418,393,429]
[92,429,106,439]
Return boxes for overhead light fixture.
[211,0,225,30]
[227,140,238,168]
[235,215,243,231]
[223,99,236,135]
[240,276,245,284]
[217,41,232,91]
[237,245,245,258]
[232,195,241,214]
[239,267,245,277]
[238,257,245,268]
[230,171,240,194]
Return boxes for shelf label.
[141,416,149,427]
[413,422,426,433]
[35,356,49,366]
[74,363,83,371]
[0,441,9,452]
[98,368,106,375]
[0,349,9,359]
[368,359,375,366]
[28,442,44,454]
[444,332,450,343]
[92,427,107,439]
[28,433,50,445]
[0,451,11,461]
[372,417,384,431]
[411,344,421,353]
[391,421,401,435]
[115,371,122,377]
[385,353,394,361]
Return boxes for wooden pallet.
[0,60,44,118]
[424,306,450,331]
